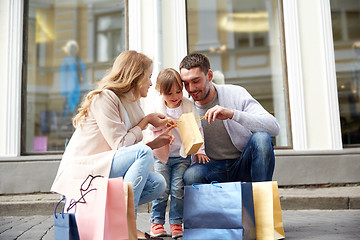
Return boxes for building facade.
[1,0,360,194]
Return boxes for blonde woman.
[51,50,173,240]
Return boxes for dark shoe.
[138,232,164,240]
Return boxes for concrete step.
[279,185,360,210]
[1,185,359,216]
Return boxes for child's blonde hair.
[155,68,183,95]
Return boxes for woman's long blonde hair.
[73,50,153,128]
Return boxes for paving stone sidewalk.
[1,185,360,216]
[1,185,359,239]
[1,210,359,240]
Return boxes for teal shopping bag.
[183,181,256,240]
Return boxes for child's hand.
[194,154,210,164]
[167,119,177,128]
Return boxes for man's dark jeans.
[183,132,275,185]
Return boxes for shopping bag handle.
[191,183,202,190]
[66,174,104,212]
[80,174,103,192]
[54,196,66,219]
[210,181,222,188]
[191,181,222,190]
[66,188,96,212]
[67,198,77,213]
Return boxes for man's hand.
[146,125,175,150]
[194,154,210,164]
[205,105,234,124]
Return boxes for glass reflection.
[331,0,360,145]
[25,0,127,153]
[186,0,291,147]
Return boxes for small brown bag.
[177,112,204,155]
[123,182,137,240]
[252,181,285,240]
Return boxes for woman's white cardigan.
[51,89,143,199]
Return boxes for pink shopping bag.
[73,176,129,240]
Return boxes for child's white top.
[145,95,206,163]
[166,104,184,157]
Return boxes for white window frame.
[1,0,23,157]
[283,0,341,150]
[282,0,307,150]
[319,0,342,149]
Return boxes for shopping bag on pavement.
[183,181,256,240]
[54,196,80,240]
[123,182,137,240]
[72,175,129,240]
[252,181,285,240]
[177,112,204,155]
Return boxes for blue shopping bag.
[54,196,80,240]
[183,181,256,240]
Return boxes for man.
[179,53,280,185]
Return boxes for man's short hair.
[179,53,210,75]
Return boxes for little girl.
[147,68,209,239]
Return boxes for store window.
[96,12,125,62]
[331,0,360,146]
[23,0,128,154]
[186,0,291,147]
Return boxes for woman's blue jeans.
[150,156,191,225]
[183,132,275,185]
[109,143,166,215]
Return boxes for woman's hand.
[194,154,210,164]
[147,113,169,128]
[137,113,169,130]
[146,126,175,150]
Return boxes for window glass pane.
[186,0,291,147]
[331,0,360,145]
[347,11,360,39]
[96,12,125,62]
[24,0,127,154]
[97,15,122,31]
[331,11,342,41]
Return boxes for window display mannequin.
[60,40,89,119]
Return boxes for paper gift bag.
[54,197,80,240]
[74,176,129,240]
[252,181,285,240]
[177,112,204,155]
[183,181,256,240]
[123,182,137,240]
